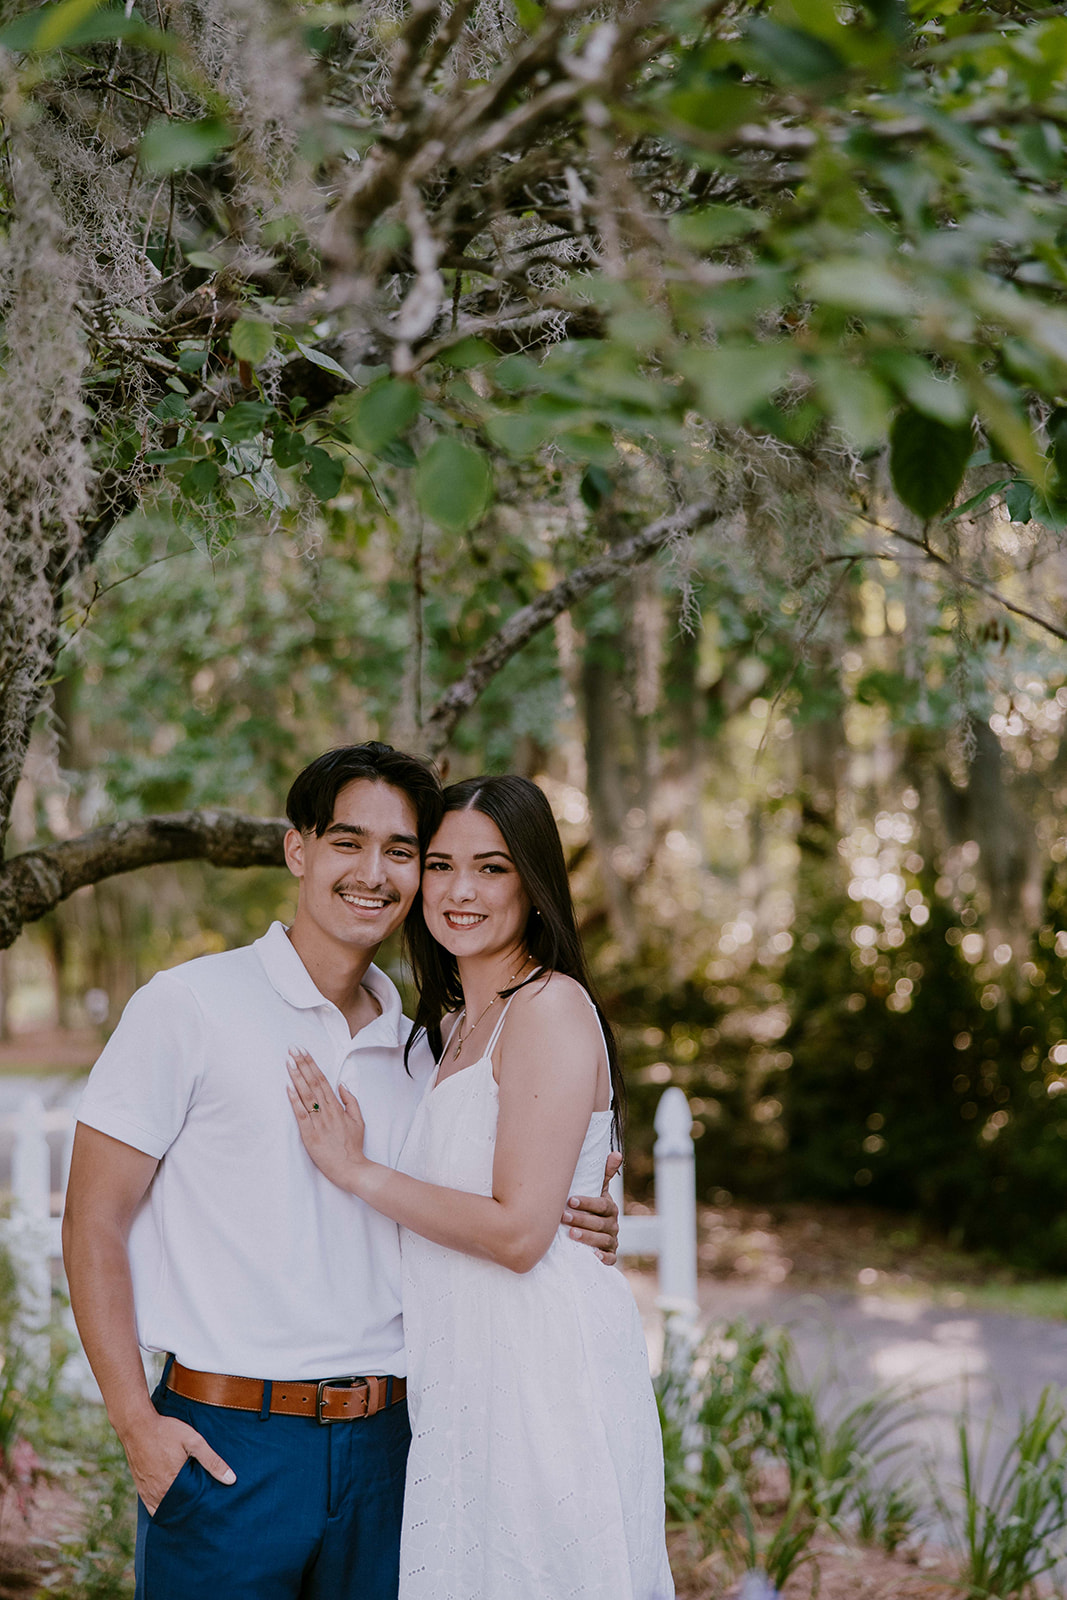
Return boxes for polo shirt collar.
[254,921,404,1047]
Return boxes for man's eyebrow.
[324,823,419,848]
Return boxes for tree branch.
[422,499,717,754]
[0,811,287,951]
[0,504,714,945]
[855,515,1067,645]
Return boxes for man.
[62,743,620,1600]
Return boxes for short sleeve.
[75,971,205,1159]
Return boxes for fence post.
[652,1087,702,1471]
[653,1087,698,1319]
[7,1094,53,1371]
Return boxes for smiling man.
[62,743,619,1600]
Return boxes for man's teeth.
[340,893,389,909]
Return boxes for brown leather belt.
[166,1360,406,1423]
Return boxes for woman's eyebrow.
[473,850,512,861]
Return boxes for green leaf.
[348,380,421,454]
[230,319,275,366]
[144,447,195,465]
[219,401,274,442]
[186,251,223,271]
[0,0,165,52]
[293,340,356,384]
[744,18,846,84]
[304,447,344,501]
[1005,480,1035,523]
[485,412,554,456]
[580,465,613,510]
[556,427,618,467]
[680,345,794,424]
[889,409,973,520]
[438,338,498,369]
[945,480,1011,521]
[379,438,418,468]
[415,437,493,532]
[815,361,892,452]
[493,355,540,393]
[667,82,758,135]
[180,459,220,499]
[512,0,543,29]
[804,259,915,317]
[178,348,210,373]
[669,206,768,250]
[152,394,191,422]
[876,353,971,425]
[271,429,308,470]
[140,117,233,176]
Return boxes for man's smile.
[338,890,398,912]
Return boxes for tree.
[3,0,1067,949]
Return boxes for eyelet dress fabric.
[396,995,675,1600]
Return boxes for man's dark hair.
[286,743,443,850]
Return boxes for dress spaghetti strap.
[484,992,518,1060]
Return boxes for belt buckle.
[315,1375,368,1424]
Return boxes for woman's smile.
[422,808,532,959]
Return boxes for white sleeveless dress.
[396,994,675,1600]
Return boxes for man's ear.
[283,827,306,879]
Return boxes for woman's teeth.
[446,912,486,927]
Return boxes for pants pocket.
[149,1457,204,1527]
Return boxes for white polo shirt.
[75,922,434,1380]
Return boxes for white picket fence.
[0,1085,698,1390]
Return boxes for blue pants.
[135,1378,411,1600]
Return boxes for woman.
[287,775,674,1599]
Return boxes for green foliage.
[138,117,233,175]
[346,380,421,456]
[889,410,975,519]
[38,1402,136,1599]
[657,1319,917,1586]
[9,0,1067,539]
[229,319,275,367]
[932,1389,1067,1600]
[780,852,1067,1268]
[414,436,493,533]
[0,0,164,52]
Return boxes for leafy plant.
[932,1388,1067,1600]
[854,1477,922,1553]
[38,1410,136,1600]
[657,1318,915,1589]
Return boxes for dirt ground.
[682,1195,1020,1294]
[0,1480,83,1597]
[668,1525,959,1600]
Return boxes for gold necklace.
[452,958,532,1060]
